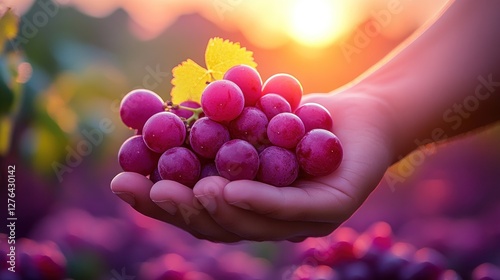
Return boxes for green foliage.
[0,9,21,155]
[0,68,14,114]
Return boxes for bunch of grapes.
[0,235,66,280]
[288,223,462,280]
[118,64,343,187]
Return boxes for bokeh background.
[1,0,500,279]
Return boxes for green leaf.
[0,70,15,114]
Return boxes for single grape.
[201,80,244,122]
[32,255,66,280]
[223,64,262,107]
[228,107,269,148]
[267,113,305,149]
[156,270,185,280]
[399,261,443,280]
[327,241,357,266]
[364,222,394,253]
[118,135,160,176]
[338,261,373,280]
[472,263,500,280]
[261,73,303,111]
[200,161,219,178]
[120,89,164,130]
[413,248,446,272]
[255,93,292,121]
[301,240,357,267]
[189,117,230,159]
[289,264,337,280]
[215,139,259,181]
[150,166,162,183]
[256,146,299,186]
[18,253,39,279]
[375,252,409,279]
[295,103,333,132]
[296,129,343,177]
[158,147,201,188]
[171,100,202,119]
[143,112,186,153]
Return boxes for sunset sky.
[7,0,448,48]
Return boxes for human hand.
[111,88,398,242]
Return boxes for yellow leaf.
[0,9,19,53]
[205,37,257,80]
[170,37,257,103]
[0,117,12,155]
[170,59,210,104]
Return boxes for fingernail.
[114,192,136,207]
[229,201,251,210]
[154,200,178,215]
[195,194,216,214]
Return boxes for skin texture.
[111,0,500,242]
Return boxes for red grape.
[143,112,186,153]
[296,129,343,177]
[120,89,164,130]
[201,80,244,122]
[262,73,303,111]
[257,146,299,187]
[223,64,262,107]
[267,113,305,149]
[255,93,292,121]
[189,117,230,159]
[158,147,201,187]
[295,103,333,132]
[228,107,269,148]
[200,161,219,178]
[215,139,259,181]
[118,135,160,176]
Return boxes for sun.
[287,0,346,48]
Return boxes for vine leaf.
[170,37,257,104]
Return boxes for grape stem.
[164,102,204,124]
[177,105,201,113]
[182,106,203,124]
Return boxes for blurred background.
[1,0,500,279]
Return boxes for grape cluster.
[118,65,343,187]
[0,236,66,280]
[290,223,462,280]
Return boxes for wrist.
[321,87,401,167]
[346,0,500,161]
[353,69,500,162]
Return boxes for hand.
[111,88,397,242]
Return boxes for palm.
[111,90,396,242]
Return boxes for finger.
[110,172,212,241]
[150,180,242,243]
[223,179,356,223]
[193,177,338,241]
[287,236,308,243]
[111,172,167,219]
